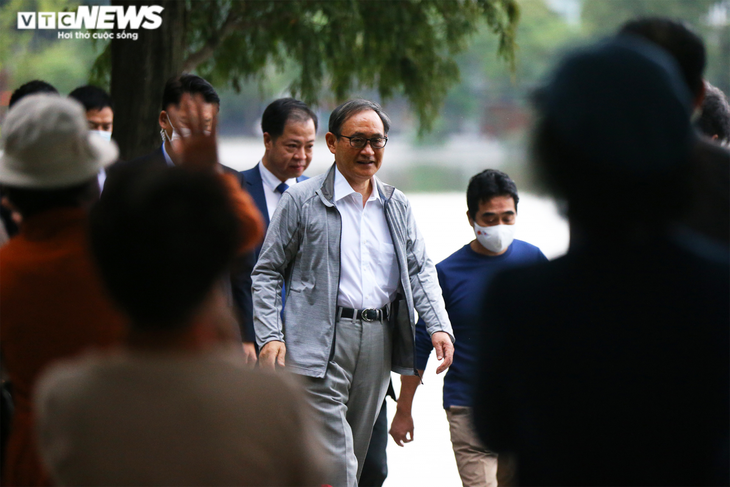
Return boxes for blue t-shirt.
[415,239,548,409]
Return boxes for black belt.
[338,305,389,322]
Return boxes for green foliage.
[581,0,719,35]
[184,0,519,134]
[1,0,102,94]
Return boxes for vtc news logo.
[17,5,164,30]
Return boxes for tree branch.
[182,12,252,72]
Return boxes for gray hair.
[328,99,391,135]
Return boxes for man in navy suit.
[239,98,316,354]
[242,98,317,242]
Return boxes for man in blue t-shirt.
[389,169,547,487]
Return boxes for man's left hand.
[431,331,453,374]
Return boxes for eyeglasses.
[337,134,388,149]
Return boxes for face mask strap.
[160,114,176,144]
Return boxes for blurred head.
[0,95,118,217]
[532,36,695,234]
[619,17,706,103]
[69,85,114,134]
[697,82,730,144]
[326,100,391,187]
[261,98,318,181]
[159,74,220,152]
[90,168,241,331]
[8,80,58,109]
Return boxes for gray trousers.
[302,313,392,487]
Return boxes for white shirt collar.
[334,165,380,203]
[160,143,175,167]
[259,160,298,192]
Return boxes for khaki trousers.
[446,406,501,487]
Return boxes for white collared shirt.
[161,142,175,167]
[259,161,298,221]
[334,166,399,310]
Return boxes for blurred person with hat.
[0,94,126,486]
[1,80,60,240]
[472,35,729,485]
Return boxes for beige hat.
[0,94,118,188]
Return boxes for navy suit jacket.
[238,163,309,345]
[241,163,308,257]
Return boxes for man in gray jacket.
[253,99,454,487]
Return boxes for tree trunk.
[110,0,185,161]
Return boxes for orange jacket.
[1,208,126,486]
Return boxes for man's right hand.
[259,340,286,371]
[389,408,415,446]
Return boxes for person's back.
[34,140,324,486]
[35,347,320,486]
[477,240,729,485]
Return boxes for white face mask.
[160,115,191,144]
[90,130,112,142]
[474,223,516,254]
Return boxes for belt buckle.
[362,308,378,322]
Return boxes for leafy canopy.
[93,0,519,133]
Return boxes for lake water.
[221,138,570,485]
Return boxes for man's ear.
[325,132,337,155]
[159,110,170,131]
[263,132,273,151]
[466,210,474,227]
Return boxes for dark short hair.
[9,80,58,109]
[466,169,519,219]
[261,98,318,139]
[619,17,706,97]
[161,74,220,111]
[697,82,730,143]
[1,180,99,219]
[329,99,391,136]
[68,85,114,113]
[90,167,241,330]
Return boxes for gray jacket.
[252,163,453,378]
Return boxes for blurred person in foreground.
[390,169,546,487]
[2,80,60,240]
[697,81,730,145]
[109,73,265,360]
[68,85,116,190]
[472,36,729,486]
[34,164,324,486]
[619,17,729,249]
[253,99,454,487]
[0,95,125,486]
